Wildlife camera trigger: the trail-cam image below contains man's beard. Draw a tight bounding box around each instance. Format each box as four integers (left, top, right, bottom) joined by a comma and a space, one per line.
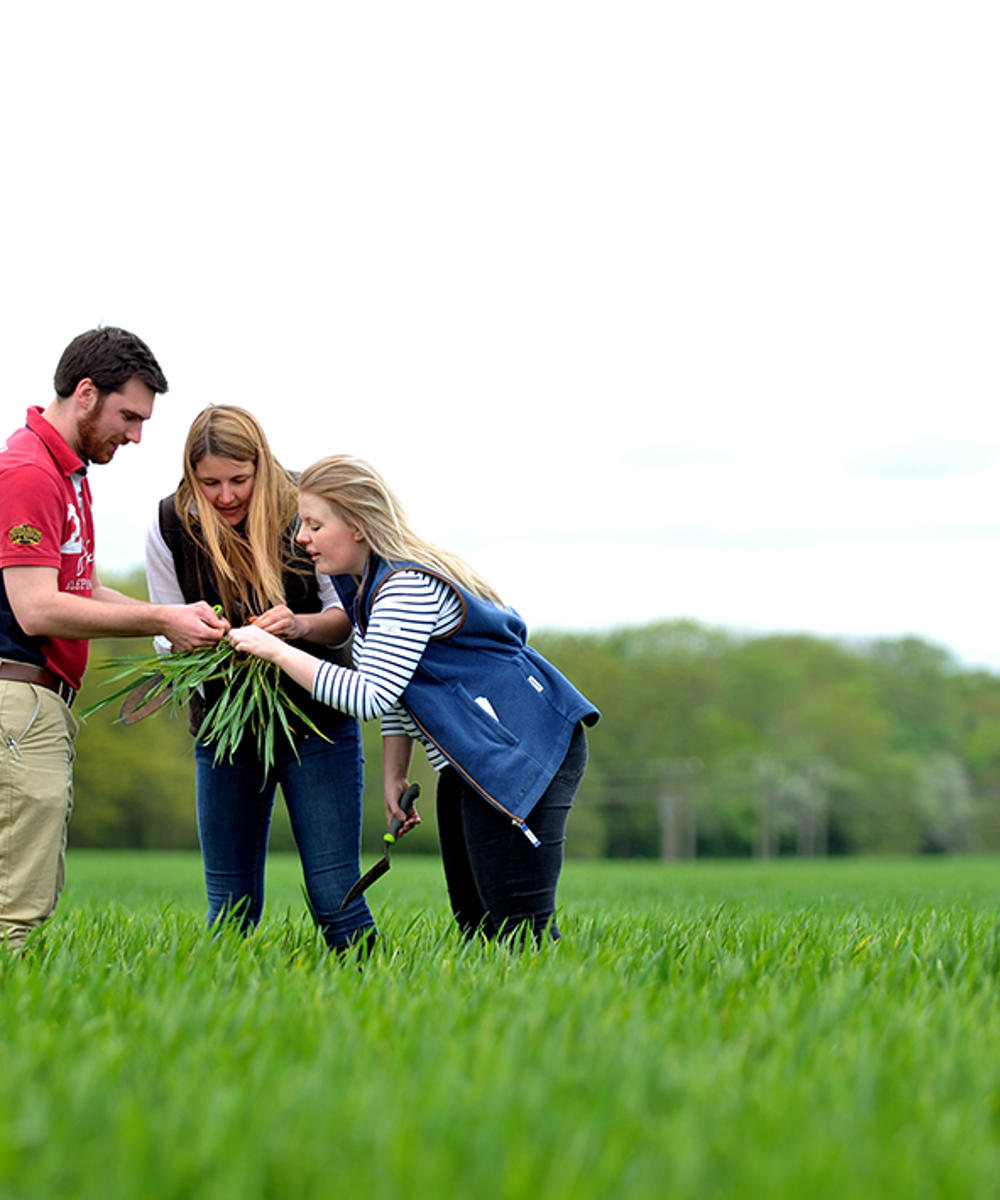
77, 397, 119, 464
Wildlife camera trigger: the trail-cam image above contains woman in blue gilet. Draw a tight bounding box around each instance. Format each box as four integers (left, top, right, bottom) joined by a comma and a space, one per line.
228, 454, 600, 944
145, 409, 374, 954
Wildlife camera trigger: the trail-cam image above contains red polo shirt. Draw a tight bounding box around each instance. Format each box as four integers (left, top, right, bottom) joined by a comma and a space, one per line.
0, 407, 95, 690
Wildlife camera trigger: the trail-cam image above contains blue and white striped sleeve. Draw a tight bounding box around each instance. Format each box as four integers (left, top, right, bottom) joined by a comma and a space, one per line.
312, 571, 454, 720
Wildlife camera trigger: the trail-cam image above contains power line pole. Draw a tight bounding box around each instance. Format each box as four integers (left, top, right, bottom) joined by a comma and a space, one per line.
656, 759, 702, 860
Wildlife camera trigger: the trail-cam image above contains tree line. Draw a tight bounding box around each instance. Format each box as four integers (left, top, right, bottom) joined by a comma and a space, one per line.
69, 571, 1000, 857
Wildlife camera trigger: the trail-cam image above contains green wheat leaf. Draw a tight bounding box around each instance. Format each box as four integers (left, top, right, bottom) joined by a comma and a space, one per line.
81, 638, 331, 774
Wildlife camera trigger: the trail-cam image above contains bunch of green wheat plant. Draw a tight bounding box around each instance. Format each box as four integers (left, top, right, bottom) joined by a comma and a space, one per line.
81, 636, 329, 774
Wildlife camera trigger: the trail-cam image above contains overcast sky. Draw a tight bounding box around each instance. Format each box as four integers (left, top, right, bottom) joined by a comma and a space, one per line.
2, 2, 997, 669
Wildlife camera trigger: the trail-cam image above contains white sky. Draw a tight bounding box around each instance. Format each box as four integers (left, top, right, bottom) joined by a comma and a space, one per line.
1, 2, 998, 669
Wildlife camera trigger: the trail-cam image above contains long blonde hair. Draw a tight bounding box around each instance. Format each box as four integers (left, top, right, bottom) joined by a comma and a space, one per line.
175, 406, 302, 619
297, 455, 505, 607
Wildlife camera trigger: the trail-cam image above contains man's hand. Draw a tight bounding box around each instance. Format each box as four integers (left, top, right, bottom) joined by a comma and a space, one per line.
160, 602, 228, 652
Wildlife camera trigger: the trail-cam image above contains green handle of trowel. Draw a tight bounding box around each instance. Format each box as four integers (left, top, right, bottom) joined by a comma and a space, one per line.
384, 782, 420, 844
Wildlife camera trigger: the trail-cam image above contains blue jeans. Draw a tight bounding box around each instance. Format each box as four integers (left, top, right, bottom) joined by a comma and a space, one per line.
194, 721, 373, 951
436, 723, 589, 944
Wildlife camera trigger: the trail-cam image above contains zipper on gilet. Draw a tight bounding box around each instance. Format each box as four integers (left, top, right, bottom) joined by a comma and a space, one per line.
404, 707, 540, 847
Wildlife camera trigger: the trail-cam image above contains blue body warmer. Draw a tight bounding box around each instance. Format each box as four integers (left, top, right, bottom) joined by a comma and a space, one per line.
331, 556, 600, 823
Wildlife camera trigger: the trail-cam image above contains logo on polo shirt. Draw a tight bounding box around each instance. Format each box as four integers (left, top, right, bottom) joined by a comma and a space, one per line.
61, 503, 84, 555
8, 524, 43, 547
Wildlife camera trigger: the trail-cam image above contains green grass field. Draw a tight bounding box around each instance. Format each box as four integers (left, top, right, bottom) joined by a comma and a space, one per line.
2, 852, 999, 1200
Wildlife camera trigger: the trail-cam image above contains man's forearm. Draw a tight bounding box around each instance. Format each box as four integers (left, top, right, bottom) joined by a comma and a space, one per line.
4, 566, 226, 650
17, 590, 190, 639
92, 584, 144, 606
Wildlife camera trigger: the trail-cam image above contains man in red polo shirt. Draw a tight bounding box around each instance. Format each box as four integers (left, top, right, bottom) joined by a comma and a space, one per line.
0, 327, 227, 952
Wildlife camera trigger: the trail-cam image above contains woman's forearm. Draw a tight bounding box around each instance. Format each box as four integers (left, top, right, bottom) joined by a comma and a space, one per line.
383, 734, 417, 826
259, 636, 323, 693
294, 606, 352, 646
383, 734, 414, 790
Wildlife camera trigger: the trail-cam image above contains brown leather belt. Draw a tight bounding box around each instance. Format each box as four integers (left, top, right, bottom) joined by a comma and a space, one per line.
0, 661, 76, 707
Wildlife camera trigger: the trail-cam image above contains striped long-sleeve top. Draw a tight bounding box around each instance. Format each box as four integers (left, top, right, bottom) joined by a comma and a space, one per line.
313, 569, 464, 769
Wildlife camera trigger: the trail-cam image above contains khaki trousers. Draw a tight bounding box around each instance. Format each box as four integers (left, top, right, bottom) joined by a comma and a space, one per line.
0, 679, 77, 952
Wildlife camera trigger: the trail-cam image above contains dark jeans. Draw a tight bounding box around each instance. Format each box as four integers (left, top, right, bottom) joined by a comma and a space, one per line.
194, 722, 374, 952
436, 723, 588, 944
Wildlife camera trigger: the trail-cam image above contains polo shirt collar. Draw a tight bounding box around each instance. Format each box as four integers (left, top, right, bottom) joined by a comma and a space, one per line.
25, 406, 86, 477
